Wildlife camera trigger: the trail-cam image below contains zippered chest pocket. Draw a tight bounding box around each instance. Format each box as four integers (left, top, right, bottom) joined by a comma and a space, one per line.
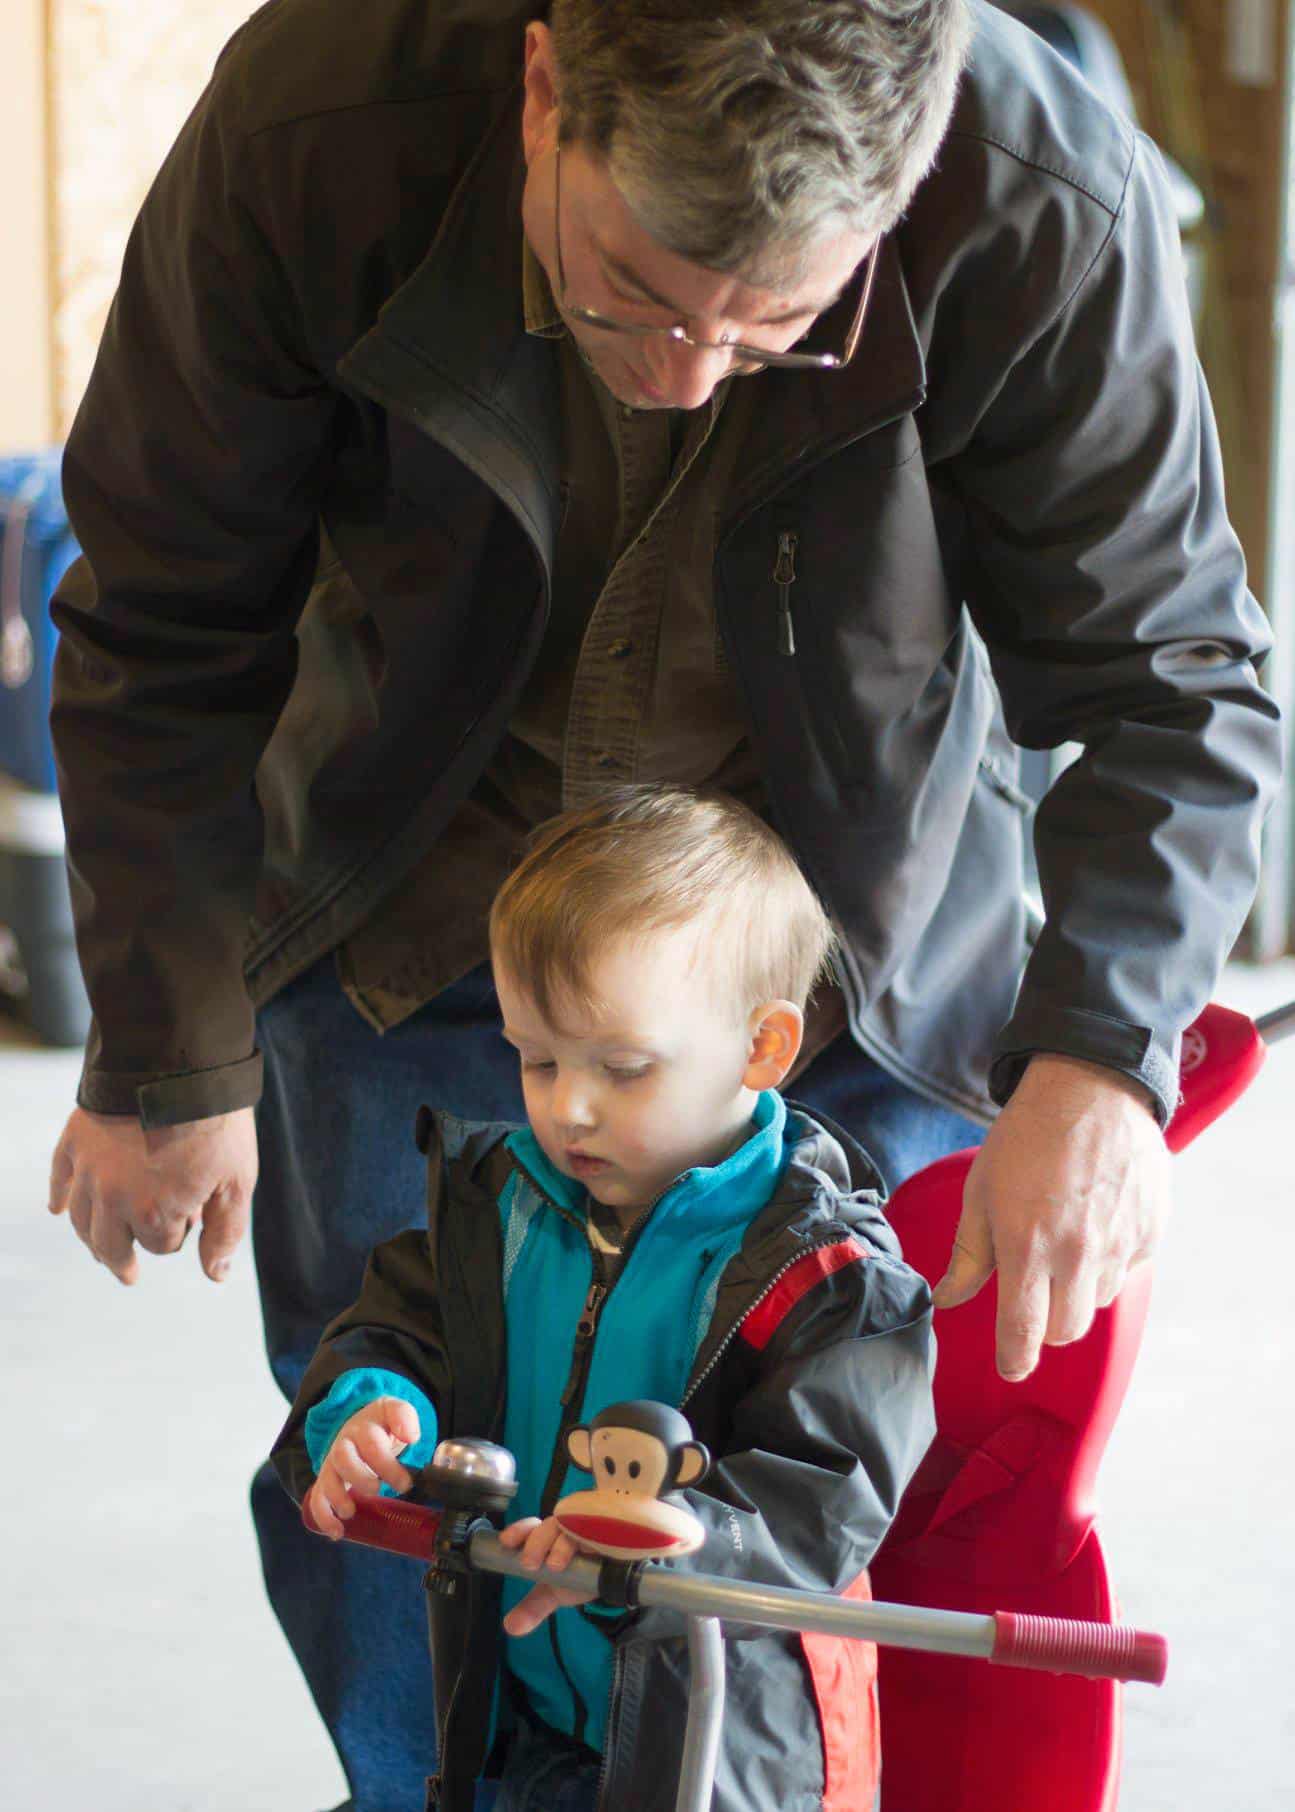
758, 442, 965, 796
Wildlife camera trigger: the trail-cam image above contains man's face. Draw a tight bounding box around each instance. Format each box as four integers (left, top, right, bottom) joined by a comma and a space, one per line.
519, 23, 873, 413
494, 927, 768, 1226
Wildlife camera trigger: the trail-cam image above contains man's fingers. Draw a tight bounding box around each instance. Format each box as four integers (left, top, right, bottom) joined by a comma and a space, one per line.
1094, 1258, 1130, 1310
1043, 1276, 1098, 1349
48, 1138, 73, 1214
931, 1205, 995, 1310
197, 1184, 250, 1283
132, 1196, 194, 1257
90, 1195, 140, 1287
994, 1264, 1049, 1381
64, 1175, 94, 1252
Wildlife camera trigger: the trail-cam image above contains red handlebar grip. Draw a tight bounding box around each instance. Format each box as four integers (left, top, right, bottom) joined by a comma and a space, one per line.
991, 1611, 1168, 1685
301, 1493, 443, 1561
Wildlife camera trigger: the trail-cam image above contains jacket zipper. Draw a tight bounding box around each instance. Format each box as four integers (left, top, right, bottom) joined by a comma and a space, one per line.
593, 1644, 626, 1812
585, 1232, 860, 1797
538, 1191, 656, 1510
560, 1275, 608, 1407
532, 1200, 656, 1745
679, 1235, 851, 1412
773, 529, 798, 656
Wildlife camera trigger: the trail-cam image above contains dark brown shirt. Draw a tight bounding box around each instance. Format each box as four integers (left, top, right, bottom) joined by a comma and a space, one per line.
338, 238, 844, 1077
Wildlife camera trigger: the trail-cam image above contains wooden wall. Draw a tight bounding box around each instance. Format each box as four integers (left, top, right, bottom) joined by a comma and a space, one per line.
1075, 0, 1290, 609
47, 0, 255, 438
1, 0, 56, 451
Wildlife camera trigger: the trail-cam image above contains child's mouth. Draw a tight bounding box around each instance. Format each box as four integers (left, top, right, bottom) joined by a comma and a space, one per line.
566, 1150, 610, 1177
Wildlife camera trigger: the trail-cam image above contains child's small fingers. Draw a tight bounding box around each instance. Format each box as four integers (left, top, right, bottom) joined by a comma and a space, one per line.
308, 1485, 345, 1540
353, 1425, 413, 1493
320, 1471, 358, 1521
498, 1517, 542, 1551
503, 1580, 592, 1636
520, 1521, 558, 1570
503, 1584, 560, 1637
547, 1529, 579, 1572
377, 1396, 422, 1448
332, 1436, 380, 1492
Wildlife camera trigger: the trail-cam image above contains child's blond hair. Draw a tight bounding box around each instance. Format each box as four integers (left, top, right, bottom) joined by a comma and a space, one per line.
489, 786, 835, 1025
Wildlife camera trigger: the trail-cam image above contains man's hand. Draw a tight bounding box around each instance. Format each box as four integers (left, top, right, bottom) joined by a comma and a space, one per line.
499, 1515, 596, 1635
932, 1054, 1170, 1380
306, 1398, 421, 1540
48, 1105, 258, 1287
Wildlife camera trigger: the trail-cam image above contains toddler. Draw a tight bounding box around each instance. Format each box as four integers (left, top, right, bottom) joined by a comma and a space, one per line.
272, 785, 934, 1812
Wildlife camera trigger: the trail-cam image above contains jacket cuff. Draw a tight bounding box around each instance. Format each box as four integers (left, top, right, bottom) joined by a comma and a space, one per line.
77, 1049, 264, 1127
990, 1004, 1176, 1127
304, 1369, 439, 1479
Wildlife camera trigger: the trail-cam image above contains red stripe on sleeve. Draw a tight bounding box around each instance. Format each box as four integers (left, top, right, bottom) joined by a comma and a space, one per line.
739, 1239, 867, 1352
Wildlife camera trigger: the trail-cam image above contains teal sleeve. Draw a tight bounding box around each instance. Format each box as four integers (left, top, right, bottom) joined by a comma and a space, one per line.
303, 1367, 440, 1493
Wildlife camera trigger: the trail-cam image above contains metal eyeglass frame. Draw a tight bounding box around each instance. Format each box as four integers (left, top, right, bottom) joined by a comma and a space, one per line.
551, 140, 882, 374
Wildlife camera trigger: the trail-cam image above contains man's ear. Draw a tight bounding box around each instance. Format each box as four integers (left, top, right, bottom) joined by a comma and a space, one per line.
521, 22, 560, 165
743, 1002, 804, 1090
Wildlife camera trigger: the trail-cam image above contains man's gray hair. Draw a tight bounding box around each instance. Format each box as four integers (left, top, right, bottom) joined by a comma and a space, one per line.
549, 0, 971, 280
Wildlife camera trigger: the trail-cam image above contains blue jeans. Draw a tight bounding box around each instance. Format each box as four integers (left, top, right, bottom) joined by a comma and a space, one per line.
250, 954, 985, 1812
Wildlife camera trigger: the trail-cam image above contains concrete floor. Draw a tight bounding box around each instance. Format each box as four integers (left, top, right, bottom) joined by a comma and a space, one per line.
2, 962, 1293, 1811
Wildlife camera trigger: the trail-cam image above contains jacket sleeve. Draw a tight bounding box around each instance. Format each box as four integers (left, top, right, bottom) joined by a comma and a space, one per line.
951, 132, 1282, 1121
270, 1228, 454, 1505
624, 1245, 935, 1644
49, 41, 336, 1125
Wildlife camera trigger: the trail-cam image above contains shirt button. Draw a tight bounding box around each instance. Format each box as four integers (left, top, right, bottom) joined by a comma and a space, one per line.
595, 752, 619, 770
608, 639, 634, 659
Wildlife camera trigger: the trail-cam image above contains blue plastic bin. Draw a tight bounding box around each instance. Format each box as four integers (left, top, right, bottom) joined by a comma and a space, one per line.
0, 451, 80, 793
0, 451, 90, 1045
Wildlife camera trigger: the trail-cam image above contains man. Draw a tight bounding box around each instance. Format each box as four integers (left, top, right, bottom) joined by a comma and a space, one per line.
47, 2, 1281, 1806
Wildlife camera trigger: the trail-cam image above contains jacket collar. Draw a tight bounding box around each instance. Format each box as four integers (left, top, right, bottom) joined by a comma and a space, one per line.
337, 88, 927, 558
336, 88, 564, 569
505, 1088, 791, 1236
721, 234, 927, 528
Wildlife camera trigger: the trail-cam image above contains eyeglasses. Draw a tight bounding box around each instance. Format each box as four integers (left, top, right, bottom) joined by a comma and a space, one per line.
552, 141, 881, 374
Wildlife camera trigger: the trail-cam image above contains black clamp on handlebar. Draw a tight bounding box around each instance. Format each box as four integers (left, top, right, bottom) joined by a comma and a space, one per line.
598, 1559, 647, 1609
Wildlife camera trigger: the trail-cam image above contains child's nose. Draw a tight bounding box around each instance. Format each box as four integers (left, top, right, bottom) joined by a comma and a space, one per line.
552, 1073, 596, 1132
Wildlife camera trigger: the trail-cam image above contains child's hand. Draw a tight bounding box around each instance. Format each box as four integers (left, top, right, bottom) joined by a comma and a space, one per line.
499, 1516, 595, 1636
306, 1397, 421, 1540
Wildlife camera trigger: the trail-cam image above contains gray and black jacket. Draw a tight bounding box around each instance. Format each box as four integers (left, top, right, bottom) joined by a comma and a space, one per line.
272, 1103, 935, 1812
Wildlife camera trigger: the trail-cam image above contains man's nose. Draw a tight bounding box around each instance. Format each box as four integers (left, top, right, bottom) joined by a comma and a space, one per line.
642, 333, 735, 411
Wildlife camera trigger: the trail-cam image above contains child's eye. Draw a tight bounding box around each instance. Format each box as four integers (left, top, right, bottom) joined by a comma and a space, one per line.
605, 1064, 650, 1082
521, 1059, 556, 1074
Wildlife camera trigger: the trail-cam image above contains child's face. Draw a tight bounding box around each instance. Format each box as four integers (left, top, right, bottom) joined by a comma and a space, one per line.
495, 928, 779, 1224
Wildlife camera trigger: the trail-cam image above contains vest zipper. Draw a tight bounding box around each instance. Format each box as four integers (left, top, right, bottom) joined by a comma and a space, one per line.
773, 529, 798, 655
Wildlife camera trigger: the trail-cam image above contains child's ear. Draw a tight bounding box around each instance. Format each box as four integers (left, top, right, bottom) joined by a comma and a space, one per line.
743, 1001, 804, 1090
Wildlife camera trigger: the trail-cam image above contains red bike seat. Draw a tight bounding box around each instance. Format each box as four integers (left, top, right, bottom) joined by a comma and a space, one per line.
871, 1148, 1152, 1812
